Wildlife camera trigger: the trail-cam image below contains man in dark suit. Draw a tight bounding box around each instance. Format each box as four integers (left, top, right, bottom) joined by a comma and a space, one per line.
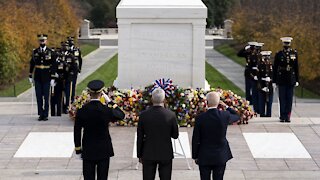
74, 80, 125, 180
137, 88, 179, 180
192, 92, 240, 180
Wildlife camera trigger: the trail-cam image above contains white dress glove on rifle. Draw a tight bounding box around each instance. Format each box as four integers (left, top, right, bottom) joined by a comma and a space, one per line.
28, 78, 33, 85
254, 76, 258, 81
50, 79, 56, 87
295, 82, 299, 87
272, 83, 277, 89
265, 77, 271, 82
102, 92, 111, 103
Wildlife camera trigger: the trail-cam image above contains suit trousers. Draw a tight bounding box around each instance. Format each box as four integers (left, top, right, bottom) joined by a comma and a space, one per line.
199, 164, 226, 180
143, 159, 172, 180
83, 158, 110, 180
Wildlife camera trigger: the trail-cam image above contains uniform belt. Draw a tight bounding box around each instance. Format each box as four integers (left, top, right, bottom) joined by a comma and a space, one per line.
35, 65, 50, 69
252, 67, 258, 70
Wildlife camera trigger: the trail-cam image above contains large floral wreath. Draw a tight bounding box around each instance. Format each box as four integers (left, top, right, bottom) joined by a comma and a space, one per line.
70, 79, 254, 127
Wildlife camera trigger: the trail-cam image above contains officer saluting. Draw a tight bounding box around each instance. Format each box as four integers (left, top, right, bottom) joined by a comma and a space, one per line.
29, 34, 56, 121
258, 51, 273, 117
66, 36, 82, 105
74, 80, 125, 180
273, 37, 299, 122
237, 42, 258, 103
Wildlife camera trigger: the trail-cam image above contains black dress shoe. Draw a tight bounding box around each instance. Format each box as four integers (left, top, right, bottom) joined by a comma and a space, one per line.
43, 117, 48, 121
38, 116, 43, 121
280, 118, 285, 123
285, 119, 291, 123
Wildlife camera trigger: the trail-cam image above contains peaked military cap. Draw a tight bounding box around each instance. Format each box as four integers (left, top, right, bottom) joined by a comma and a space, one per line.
280, 37, 293, 43
256, 42, 264, 47
248, 41, 258, 46
87, 80, 105, 93
261, 51, 272, 56
67, 36, 75, 41
37, 34, 48, 40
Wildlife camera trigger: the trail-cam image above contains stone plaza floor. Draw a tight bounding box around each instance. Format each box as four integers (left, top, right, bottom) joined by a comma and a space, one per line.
1, 102, 320, 180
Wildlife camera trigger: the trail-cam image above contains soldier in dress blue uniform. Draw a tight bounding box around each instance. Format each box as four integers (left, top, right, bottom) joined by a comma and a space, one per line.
65, 36, 82, 109
74, 80, 125, 180
29, 34, 56, 121
273, 37, 299, 122
63, 40, 78, 114
50, 46, 66, 116
258, 51, 273, 117
237, 42, 258, 104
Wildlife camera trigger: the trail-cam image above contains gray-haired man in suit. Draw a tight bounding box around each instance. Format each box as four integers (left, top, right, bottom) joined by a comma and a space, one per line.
192, 92, 240, 180
137, 88, 179, 180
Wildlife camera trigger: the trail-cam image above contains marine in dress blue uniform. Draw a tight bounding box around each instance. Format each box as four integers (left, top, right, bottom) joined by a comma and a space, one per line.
273, 37, 299, 122
29, 34, 56, 121
237, 42, 258, 104
258, 51, 273, 117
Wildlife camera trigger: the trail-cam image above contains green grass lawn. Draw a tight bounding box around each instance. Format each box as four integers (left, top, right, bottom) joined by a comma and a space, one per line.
0, 43, 99, 97
80, 43, 98, 57
215, 44, 246, 67
205, 62, 245, 97
76, 54, 118, 95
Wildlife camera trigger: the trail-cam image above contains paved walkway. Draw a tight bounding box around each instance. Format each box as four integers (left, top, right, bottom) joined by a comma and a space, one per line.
0, 48, 117, 103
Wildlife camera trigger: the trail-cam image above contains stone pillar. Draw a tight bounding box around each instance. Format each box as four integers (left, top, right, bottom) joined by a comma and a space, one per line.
115, 0, 207, 89
80, 19, 90, 38
223, 19, 234, 38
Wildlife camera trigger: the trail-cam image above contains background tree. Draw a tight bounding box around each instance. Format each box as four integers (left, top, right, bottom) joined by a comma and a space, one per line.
230, 0, 320, 95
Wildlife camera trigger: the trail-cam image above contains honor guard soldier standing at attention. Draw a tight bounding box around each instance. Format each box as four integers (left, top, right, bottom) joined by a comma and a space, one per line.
63, 39, 79, 114
29, 34, 56, 121
74, 80, 125, 180
273, 37, 299, 123
237, 42, 258, 103
66, 36, 82, 105
50, 46, 65, 116
258, 51, 274, 117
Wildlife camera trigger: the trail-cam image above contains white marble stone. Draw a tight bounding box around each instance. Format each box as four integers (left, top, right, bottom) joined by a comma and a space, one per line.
243, 133, 311, 158
133, 132, 191, 158
115, 0, 207, 89
14, 132, 74, 158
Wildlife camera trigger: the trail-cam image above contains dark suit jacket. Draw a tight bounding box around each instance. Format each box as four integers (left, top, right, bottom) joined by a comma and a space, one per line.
192, 108, 240, 166
137, 106, 179, 160
74, 100, 124, 160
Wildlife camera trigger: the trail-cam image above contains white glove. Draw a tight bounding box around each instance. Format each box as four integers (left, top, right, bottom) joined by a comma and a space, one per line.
272, 83, 277, 89
78, 73, 81, 76
50, 79, 56, 87
265, 77, 271, 82
74, 153, 82, 160
28, 78, 33, 84
295, 82, 299, 87
254, 76, 258, 81
262, 87, 269, 92
245, 45, 250, 50
102, 91, 111, 103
